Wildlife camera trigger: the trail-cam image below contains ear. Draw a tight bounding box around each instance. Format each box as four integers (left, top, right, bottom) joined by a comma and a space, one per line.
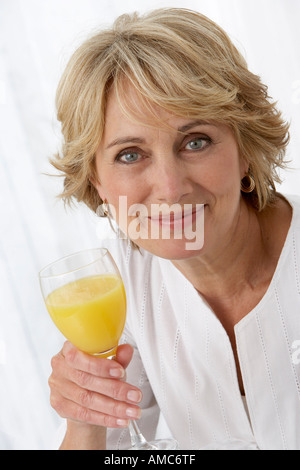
239, 155, 249, 178
89, 175, 107, 203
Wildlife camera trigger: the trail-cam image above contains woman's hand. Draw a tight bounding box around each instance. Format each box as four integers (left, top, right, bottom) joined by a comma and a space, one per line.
49, 341, 142, 448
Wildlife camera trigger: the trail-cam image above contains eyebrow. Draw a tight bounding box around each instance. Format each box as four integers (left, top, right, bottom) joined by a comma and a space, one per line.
106, 137, 145, 149
178, 120, 210, 133
105, 120, 211, 149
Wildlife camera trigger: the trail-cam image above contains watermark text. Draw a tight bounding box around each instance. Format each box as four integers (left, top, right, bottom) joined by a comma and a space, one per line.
97, 197, 204, 251
292, 340, 300, 365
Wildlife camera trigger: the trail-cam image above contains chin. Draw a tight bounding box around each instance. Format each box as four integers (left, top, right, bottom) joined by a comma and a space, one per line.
136, 237, 205, 260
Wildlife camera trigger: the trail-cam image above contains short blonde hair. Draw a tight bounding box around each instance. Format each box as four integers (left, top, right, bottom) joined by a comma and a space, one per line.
51, 7, 290, 212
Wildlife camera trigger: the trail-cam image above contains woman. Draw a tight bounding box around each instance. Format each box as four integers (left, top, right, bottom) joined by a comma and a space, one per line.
48, 8, 300, 450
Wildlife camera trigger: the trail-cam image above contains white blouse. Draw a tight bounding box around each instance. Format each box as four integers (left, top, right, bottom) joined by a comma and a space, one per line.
104, 194, 300, 450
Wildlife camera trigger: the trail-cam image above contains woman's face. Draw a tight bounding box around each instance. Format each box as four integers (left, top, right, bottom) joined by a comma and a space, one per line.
94, 84, 248, 260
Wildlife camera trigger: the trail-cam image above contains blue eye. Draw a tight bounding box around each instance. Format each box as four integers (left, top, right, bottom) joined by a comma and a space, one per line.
118, 151, 140, 164
185, 138, 207, 150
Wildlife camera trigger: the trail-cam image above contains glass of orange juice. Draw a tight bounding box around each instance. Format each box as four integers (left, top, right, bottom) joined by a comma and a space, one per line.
39, 248, 178, 450
39, 248, 126, 358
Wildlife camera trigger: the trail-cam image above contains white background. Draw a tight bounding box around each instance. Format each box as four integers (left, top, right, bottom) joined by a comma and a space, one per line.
0, 0, 299, 449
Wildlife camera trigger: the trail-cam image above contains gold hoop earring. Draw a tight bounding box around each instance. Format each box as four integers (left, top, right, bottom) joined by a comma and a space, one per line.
241, 174, 255, 193
96, 199, 109, 217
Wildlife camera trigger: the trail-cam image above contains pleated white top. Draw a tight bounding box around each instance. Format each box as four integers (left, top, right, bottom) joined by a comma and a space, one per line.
106, 194, 300, 450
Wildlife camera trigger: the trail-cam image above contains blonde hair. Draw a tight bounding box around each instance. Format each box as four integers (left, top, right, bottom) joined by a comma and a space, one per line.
51, 7, 290, 212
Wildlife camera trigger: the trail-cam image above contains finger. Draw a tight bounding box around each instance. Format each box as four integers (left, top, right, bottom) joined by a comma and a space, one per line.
52, 377, 141, 420
69, 369, 143, 404
51, 351, 142, 404
51, 345, 142, 405
50, 390, 130, 428
115, 344, 134, 369
62, 341, 125, 379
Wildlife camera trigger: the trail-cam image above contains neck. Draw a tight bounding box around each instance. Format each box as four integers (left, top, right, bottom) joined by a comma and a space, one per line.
172, 201, 268, 301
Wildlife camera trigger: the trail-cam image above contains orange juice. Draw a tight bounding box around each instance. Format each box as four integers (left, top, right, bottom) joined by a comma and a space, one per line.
45, 274, 126, 355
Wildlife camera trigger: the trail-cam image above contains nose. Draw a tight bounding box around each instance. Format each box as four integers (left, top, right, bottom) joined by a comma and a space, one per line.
152, 157, 193, 204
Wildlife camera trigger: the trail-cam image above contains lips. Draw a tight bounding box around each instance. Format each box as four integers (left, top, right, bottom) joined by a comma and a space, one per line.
148, 206, 203, 230
150, 208, 194, 221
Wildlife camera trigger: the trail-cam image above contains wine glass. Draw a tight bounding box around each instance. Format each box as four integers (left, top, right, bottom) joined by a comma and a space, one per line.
39, 248, 178, 450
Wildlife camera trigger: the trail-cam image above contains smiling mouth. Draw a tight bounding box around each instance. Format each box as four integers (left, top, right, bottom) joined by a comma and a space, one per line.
122, 201, 205, 248
148, 206, 204, 229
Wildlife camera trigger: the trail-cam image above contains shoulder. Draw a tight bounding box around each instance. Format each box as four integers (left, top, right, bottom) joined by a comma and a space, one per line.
262, 193, 300, 243
276, 194, 300, 278
285, 194, 300, 229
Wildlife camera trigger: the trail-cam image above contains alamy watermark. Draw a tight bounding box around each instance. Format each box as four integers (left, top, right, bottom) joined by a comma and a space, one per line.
291, 340, 300, 365
96, 196, 204, 250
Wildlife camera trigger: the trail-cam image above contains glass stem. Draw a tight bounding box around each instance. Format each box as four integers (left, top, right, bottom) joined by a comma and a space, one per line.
128, 420, 148, 448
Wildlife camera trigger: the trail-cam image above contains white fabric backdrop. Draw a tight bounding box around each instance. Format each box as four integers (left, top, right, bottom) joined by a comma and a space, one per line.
0, 0, 299, 449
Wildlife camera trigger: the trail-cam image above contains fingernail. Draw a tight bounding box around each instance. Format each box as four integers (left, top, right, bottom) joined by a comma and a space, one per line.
116, 419, 129, 427
109, 368, 124, 378
127, 390, 142, 403
63, 341, 73, 354
126, 407, 141, 419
